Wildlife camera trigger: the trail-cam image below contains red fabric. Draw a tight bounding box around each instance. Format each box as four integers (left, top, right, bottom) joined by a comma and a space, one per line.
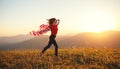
49, 25, 58, 35
30, 24, 50, 36
30, 24, 58, 36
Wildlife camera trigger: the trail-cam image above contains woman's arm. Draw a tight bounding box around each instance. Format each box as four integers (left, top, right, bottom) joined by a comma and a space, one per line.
56, 19, 60, 25
53, 19, 60, 25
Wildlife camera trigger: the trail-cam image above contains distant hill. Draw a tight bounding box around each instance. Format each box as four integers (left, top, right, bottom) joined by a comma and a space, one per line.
0, 34, 33, 45
0, 31, 120, 50
0, 34, 34, 49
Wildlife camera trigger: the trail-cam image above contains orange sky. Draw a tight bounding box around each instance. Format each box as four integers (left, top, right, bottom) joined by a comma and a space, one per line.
0, 0, 120, 36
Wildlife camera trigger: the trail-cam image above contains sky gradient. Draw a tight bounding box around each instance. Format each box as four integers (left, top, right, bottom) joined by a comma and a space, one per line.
0, 0, 120, 36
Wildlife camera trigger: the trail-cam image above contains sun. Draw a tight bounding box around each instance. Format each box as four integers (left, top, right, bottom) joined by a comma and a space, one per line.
77, 12, 116, 33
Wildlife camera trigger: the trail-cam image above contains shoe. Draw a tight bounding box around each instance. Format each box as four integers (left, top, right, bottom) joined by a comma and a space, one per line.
55, 56, 60, 61
39, 52, 43, 58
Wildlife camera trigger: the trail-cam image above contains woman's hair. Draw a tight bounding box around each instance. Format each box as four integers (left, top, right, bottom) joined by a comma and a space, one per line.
48, 18, 56, 25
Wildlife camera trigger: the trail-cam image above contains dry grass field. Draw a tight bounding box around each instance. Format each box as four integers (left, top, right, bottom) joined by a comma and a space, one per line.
0, 48, 120, 69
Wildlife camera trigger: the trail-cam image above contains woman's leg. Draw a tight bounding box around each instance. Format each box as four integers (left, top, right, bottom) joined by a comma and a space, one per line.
52, 38, 58, 56
41, 36, 52, 53
40, 35, 58, 57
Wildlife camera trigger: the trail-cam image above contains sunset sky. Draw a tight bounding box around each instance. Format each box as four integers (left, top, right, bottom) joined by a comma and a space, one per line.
0, 0, 120, 36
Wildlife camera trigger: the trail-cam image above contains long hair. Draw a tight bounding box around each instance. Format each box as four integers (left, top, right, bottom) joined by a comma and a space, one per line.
48, 18, 56, 25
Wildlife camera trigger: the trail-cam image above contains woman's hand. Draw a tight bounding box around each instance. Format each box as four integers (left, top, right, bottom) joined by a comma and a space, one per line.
57, 19, 60, 25
57, 19, 60, 21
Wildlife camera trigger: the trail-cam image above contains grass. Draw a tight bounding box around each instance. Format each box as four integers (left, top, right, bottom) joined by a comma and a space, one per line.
0, 48, 120, 69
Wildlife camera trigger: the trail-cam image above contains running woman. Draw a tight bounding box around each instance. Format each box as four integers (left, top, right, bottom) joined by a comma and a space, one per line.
39, 18, 60, 59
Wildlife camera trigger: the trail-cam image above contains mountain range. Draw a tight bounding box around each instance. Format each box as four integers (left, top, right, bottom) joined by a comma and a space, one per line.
0, 31, 120, 50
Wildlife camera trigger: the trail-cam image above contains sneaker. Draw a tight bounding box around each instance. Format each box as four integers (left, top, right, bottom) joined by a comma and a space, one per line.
55, 56, 60, 61
39, 52, 43, 58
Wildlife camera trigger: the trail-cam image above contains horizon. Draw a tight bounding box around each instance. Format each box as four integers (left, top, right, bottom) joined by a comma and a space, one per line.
0, 30, 120, 50
0, 0, 120, 36
0, 30, 120, 37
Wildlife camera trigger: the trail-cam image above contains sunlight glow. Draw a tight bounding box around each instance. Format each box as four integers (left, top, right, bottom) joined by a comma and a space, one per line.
77, 12, 116, 32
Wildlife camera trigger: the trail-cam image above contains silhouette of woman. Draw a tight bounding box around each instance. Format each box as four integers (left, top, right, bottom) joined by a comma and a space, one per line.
39, 18, 60, 59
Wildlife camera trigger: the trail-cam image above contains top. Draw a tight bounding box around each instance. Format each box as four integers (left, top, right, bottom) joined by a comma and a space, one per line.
49, 25, 58, 35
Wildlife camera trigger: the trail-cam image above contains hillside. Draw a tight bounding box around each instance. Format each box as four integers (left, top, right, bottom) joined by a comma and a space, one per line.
0, 34, 33, 45
0, 31, 120, 50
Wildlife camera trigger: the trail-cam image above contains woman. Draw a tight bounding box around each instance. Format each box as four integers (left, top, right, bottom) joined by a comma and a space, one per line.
39, 18, 60, 59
